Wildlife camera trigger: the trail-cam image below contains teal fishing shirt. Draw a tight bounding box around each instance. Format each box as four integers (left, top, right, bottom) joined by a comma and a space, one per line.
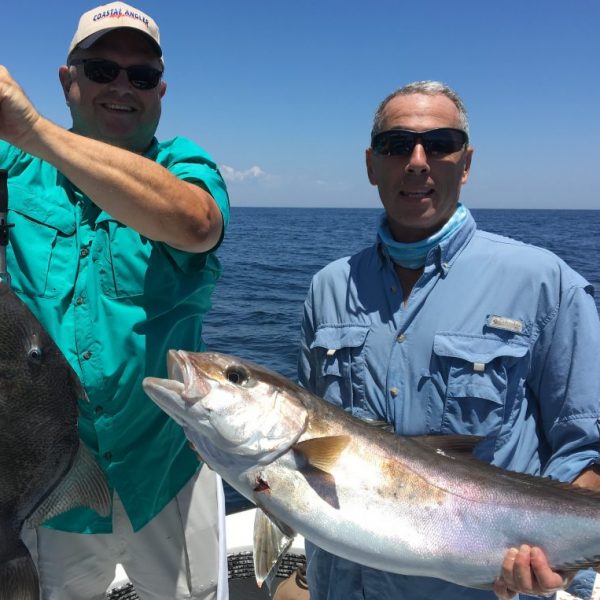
299, 210, 600, 600
0, 136, 230, 533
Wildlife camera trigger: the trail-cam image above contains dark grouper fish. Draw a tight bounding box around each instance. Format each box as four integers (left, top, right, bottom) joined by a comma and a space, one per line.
144, 351, 600, 590
0, 282, 110, 599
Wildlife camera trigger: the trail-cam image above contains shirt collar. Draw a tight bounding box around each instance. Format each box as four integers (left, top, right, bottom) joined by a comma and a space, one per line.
375, 209, 477, 275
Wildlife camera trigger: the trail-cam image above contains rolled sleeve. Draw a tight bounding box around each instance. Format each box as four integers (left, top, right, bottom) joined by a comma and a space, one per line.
148, 136, 230, 271
0, 140, 20, 170
567, 569, 599, 600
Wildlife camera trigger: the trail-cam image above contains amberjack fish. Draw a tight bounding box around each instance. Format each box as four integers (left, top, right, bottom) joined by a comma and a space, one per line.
143, 350, 600, 590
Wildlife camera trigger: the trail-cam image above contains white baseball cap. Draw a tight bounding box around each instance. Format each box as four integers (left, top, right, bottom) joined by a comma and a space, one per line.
67, 2, 162, 59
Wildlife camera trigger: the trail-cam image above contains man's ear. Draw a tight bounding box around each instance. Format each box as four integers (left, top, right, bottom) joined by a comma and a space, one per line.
58, 66, 72, 101
366, 148, 377, 185
461, 146, 474, 185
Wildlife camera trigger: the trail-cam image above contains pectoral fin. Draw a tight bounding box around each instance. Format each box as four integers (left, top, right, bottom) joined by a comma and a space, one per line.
253, 508, 295, 592
293, 435, 350, 473
25, 443, 111, 528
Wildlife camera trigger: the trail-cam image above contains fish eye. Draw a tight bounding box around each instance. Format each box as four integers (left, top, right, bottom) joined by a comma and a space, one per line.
28, 346, 43, 364
226, 366, 248, 385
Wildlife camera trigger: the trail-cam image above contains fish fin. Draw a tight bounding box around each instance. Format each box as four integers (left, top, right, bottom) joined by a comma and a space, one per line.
253, 508, 295, 592
360, 419, 395, 433
415, 436, 600, 503
0, 539, 39, 600
555, 557, 600, 572
25, 443, 110, 527
412, 434, 485, 456
293, 435, 351, 473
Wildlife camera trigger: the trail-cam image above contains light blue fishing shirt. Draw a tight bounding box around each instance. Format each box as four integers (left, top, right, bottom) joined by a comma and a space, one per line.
298, 209, 600, 600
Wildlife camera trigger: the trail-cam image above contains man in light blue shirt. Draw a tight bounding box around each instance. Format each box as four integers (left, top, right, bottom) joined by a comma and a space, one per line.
298, 81, 600, 600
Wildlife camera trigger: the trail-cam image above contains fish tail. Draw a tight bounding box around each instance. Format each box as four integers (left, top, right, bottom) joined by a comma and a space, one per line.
0, 539, 39, 599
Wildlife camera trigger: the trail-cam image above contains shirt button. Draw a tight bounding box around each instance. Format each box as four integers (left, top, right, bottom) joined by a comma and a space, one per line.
390, 387, 399, 397
80, 247, 90, 258
82, 351, 92, 360
104, 452, 112, 461
396, 334, 406, 343
95, 405, 103, 415
442, 261, 449, 269
75, 296, 84, 306
390, 286, 397, 294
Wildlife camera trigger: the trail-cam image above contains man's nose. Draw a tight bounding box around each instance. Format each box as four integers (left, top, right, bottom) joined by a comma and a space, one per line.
406, 143, 430, 174
109, 68, 133, 90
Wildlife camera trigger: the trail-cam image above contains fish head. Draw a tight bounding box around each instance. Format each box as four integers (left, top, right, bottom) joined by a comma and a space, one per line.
0, 282, 84, 419
143, 351, 309, 466
0, 282, 83, 513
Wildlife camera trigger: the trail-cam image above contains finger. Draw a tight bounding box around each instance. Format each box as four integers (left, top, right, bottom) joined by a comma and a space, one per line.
500, 547, 520, 589
530, 547, 569, 592
512, 544, 535, 592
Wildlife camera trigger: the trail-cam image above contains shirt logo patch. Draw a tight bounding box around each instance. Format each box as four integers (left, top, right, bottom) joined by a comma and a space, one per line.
487, 315, 524, 334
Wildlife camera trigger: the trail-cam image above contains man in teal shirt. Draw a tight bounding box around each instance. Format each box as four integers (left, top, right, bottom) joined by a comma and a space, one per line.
0, 2, 229, 598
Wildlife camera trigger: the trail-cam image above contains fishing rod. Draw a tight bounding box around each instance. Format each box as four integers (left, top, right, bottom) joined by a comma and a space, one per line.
0, 169, 14, 286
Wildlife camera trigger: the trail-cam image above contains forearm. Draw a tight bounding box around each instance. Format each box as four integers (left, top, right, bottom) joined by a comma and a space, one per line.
21, 118, 223, 252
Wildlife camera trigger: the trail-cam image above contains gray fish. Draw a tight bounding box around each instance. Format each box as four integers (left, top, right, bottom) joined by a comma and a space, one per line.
0, 282, 110, 599
144, 350, 600, 590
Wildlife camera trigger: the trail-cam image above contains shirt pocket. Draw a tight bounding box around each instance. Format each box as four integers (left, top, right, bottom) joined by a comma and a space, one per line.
310, 324, 370, 415
95, 217, 153, 299
429, 333, 529, 436
7, 187, 76, 298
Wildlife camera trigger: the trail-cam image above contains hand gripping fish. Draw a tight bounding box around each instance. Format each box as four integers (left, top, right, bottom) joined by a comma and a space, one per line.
143, 351, 600, 591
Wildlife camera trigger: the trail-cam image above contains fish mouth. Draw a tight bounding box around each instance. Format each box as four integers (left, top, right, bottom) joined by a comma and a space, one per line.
142, 350, 211, 423
166, 350, 211, 404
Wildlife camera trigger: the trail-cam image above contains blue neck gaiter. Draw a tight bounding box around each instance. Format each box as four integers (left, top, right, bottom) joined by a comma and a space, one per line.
377, 203, 469, 269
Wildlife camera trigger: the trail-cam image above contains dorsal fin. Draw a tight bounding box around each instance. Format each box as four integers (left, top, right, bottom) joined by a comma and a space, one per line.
556, 555, 600, 573
413, 435, 600, 502
361, 419, 395, 433
293, 436, 351, 473
411, 434, 484, 456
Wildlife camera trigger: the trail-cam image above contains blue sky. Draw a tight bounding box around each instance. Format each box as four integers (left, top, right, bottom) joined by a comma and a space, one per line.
2, 0, 599, 209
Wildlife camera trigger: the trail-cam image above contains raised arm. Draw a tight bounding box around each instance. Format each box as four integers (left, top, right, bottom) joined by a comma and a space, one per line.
0, 65, 222, 253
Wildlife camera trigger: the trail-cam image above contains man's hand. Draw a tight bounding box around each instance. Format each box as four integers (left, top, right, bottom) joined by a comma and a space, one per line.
0, 66, 41, 148
494, 465, 600, 599
493, 545, 571, 599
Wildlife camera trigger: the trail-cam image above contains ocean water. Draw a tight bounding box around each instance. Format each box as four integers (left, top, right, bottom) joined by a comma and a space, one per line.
203, 207, 600, 379
203, 207, 600, 512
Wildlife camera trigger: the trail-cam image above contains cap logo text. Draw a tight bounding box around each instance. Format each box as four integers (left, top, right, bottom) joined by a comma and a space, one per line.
92, 8, 150, 29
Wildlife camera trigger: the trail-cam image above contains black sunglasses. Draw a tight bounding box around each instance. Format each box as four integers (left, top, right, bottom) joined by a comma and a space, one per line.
371, 128, 468, 157
70, 58, 163, 90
